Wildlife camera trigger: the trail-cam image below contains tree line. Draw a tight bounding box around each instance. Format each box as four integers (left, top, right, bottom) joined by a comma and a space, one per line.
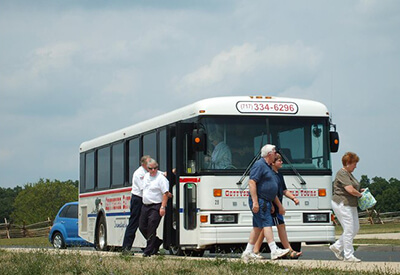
360, 176, 400, 213
0, 179, 78, 224
0, 176, 399, 224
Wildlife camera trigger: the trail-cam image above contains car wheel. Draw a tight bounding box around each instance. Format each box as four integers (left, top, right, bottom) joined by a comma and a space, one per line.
95, 215, 109, 251
52, 232, 66, 249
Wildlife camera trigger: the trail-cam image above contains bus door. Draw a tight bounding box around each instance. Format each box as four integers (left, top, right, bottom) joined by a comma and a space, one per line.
174, 122, 201, 252
163, 125, 176, 249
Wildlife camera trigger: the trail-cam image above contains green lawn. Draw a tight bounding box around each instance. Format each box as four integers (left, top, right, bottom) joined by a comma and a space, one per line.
335, 222, 400, 235
0, 236, 51, 247
354, 239, 400, 245
0, 249, 395, 275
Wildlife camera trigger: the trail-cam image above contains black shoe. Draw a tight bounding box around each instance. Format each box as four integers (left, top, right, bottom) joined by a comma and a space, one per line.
151, 238, 163, 255
142, 253, 151, 257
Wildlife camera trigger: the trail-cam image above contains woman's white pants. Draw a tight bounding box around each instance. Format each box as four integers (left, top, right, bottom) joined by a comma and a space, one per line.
331, 200, 359, 259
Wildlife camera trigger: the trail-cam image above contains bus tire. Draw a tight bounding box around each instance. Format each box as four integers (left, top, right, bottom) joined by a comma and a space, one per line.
187, 249, 205, 257
95, 215, 109, 251
169, 246, 204, 257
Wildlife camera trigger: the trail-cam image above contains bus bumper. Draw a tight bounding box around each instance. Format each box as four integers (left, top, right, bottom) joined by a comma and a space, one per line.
197, 225, 335, 248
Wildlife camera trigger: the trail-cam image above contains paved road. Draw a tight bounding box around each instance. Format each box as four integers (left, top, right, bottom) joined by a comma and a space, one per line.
298, 244, 400, 262
201, 244, 400, 262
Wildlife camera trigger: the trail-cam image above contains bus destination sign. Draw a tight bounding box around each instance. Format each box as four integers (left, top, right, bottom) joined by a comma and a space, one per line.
236, 101, 298, 114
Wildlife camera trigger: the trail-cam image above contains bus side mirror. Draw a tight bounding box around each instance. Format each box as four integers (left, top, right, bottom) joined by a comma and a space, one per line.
192, 129, 206, 152
330, 132, 339, 153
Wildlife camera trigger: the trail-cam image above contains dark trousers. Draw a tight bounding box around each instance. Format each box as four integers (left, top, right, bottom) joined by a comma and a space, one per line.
139, 203, 162, 255
122, 195, 143, 250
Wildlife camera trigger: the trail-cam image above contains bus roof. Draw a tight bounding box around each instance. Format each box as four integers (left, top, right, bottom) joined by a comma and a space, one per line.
80, 96, 329, 152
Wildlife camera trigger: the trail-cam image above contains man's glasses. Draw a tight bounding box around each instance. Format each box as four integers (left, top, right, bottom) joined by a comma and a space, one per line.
148, 167, 158, 170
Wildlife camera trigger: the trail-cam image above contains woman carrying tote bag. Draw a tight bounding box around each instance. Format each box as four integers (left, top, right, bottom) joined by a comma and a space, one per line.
330, 152, 364, 262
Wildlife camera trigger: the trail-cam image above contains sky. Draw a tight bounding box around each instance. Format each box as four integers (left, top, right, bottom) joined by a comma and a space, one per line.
1, 0, 399, 188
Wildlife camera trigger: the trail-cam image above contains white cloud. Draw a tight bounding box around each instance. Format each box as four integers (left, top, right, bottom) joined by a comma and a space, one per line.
177, 41, 322, 94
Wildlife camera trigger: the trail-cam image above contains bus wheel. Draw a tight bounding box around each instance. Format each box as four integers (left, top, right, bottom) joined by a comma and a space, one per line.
169, 246, 184, 256
186, 250, 205, 257
95, 215, 109, 251
169, 246, 204, 257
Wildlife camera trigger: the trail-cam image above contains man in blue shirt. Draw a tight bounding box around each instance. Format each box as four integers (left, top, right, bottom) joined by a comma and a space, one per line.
241, 144, 290, 261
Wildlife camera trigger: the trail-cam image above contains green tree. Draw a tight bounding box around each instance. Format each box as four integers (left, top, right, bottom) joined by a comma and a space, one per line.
11, 179, 78, 224
359, 175, 370, 189
369, 176, 388, 197
0, 186, 22, 222
374, 177, 400, 212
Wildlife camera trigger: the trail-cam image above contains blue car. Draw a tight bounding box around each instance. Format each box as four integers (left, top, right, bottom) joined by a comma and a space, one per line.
49, 202, 92, 249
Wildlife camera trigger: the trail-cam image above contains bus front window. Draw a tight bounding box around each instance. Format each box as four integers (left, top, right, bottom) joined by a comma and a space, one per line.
198, 116, 331, 173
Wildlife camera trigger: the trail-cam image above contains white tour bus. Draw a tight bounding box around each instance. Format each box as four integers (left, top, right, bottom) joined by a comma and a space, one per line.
78, 95, 340, 255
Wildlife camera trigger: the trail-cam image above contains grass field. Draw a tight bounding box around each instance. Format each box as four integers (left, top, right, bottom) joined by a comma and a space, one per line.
335, 222, 400, 235
0, 236, 51, 247
0, 249, 398, 275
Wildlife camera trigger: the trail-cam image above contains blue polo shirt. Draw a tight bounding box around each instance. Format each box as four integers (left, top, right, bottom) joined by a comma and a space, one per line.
249, 158, 279, 201
272, 172, 288, 216
275, 172, 287, 202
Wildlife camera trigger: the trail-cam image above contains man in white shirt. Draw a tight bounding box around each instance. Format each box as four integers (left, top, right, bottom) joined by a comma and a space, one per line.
139, 158, 169, 257
122, 155, 150, 255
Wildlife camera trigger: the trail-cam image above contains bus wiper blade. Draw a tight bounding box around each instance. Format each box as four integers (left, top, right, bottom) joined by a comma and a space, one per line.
237, 132, 264, 190
277, 148, 306, 185
237, 151, 261, 190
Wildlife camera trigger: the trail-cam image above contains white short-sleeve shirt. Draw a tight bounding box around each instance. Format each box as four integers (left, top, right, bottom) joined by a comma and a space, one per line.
131, 166, 147, 197
142, 171, 169, 205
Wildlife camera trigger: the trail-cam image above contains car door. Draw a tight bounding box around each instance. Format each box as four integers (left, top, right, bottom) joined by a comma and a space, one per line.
63, 204, 79, 239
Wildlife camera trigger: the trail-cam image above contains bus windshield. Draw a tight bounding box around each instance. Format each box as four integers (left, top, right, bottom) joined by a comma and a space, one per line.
198, 116, 331, 173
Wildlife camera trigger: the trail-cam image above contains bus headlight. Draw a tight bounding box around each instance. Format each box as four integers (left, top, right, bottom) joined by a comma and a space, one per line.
303, 213, 329, 223
210, 214, 238, 224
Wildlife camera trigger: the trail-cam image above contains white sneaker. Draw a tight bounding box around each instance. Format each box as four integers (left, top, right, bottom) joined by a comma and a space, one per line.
329, 245, 344, 260
241, 251, 259, 262
271, 248, 290, 260
253, 253, 264, 259
344, 255, 361, 262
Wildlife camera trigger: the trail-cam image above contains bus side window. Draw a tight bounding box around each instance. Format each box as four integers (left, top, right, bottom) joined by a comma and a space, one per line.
79, 153, 85, 193
159, 128, 167, 172
97, 146, 111, 190
128, 138, 140, 185
111, 142, 124, 188
85, 151, 95, 192
143, 131, 157, 161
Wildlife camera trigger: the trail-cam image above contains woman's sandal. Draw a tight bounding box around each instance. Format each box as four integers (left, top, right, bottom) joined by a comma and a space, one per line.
287, 249, 303, 259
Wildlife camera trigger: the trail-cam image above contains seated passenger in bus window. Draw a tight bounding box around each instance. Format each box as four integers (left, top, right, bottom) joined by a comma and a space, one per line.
205, 132, 232, 169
